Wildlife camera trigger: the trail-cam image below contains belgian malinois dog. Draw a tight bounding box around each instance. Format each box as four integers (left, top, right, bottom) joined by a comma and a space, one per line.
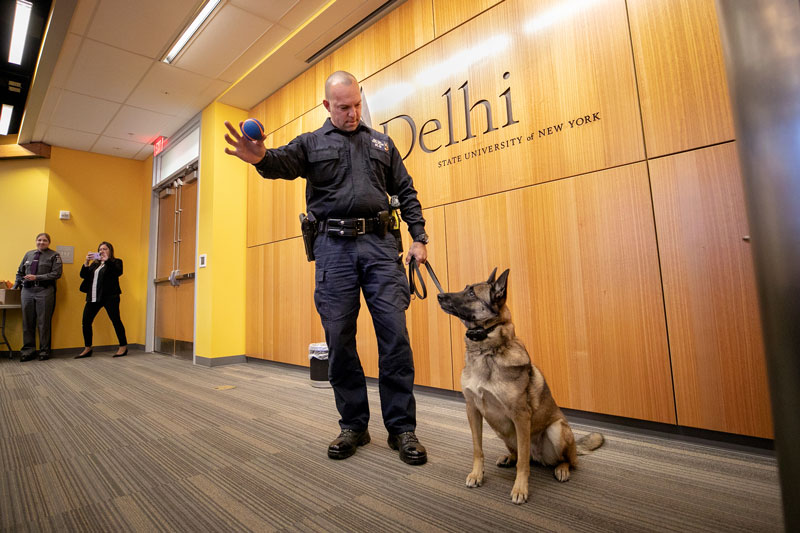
437, 268, 604, 504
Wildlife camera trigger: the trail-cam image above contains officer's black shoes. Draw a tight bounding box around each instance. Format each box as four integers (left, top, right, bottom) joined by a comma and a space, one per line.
75, 349, 92, 359
37, 353, 50, 361
388, 431, 427, 465
20, 353, 36, 362
328, 429, 370, 460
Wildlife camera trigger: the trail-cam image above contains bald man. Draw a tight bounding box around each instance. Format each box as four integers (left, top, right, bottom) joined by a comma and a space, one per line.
225, 71, 429, 466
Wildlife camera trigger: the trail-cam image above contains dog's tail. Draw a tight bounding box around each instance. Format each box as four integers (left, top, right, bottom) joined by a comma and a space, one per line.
576, 432, 604, 455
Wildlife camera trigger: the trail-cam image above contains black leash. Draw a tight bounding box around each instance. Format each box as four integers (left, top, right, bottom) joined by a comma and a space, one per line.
408, 257, 444, 299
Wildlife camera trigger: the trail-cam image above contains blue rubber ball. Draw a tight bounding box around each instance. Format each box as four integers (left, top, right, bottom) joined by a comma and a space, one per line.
242, 118, 265, 141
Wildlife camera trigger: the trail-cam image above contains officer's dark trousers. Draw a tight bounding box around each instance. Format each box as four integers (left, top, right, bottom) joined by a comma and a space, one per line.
313, 231, 415, 434
21, 286, 56, 356
82, 296, 127, 347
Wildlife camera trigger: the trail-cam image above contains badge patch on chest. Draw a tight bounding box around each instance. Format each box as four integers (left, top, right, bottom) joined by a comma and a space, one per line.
371, 138, 389, 151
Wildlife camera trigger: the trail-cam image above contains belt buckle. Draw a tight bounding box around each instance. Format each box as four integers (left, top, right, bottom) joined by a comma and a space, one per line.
355, 218, 366, 235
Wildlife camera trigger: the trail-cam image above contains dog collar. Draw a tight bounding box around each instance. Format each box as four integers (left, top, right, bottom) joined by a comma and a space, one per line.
466, 323, 500, 341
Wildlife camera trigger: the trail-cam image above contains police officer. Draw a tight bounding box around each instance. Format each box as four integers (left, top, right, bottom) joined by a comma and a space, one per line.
224, 71, 430, 465
14, 233, 63, 361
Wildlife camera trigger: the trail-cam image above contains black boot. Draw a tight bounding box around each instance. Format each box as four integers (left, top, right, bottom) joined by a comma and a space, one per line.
388, 431, 427, 465
327, 429, 370, 460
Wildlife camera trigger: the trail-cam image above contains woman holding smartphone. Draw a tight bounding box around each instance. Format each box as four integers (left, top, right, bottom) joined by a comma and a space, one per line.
76, 242, 128, 358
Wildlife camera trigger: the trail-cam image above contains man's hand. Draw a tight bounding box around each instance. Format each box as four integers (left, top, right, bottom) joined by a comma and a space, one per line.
405, 242, 427, 265
224, 121, 267, 164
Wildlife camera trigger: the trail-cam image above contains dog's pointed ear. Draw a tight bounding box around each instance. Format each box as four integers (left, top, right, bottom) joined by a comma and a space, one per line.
491, 268, 510, 307
487, 267, 498, 285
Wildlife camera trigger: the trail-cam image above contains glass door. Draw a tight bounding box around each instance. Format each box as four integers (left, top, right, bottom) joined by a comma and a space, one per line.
154, 165, 197, 357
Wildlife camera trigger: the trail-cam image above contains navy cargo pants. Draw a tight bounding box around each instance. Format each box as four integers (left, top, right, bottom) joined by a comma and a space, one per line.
313, 230, 416, 434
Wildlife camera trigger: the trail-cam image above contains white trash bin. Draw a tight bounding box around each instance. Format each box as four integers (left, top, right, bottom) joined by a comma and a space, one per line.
308, 342, 331, 388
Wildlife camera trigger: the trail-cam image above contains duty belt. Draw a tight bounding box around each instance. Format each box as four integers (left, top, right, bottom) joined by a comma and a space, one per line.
318, 214, 388, 237
22, 280, 52, 288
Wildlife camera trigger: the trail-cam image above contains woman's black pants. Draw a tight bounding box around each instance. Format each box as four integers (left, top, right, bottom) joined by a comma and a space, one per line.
82, 296, 127, 346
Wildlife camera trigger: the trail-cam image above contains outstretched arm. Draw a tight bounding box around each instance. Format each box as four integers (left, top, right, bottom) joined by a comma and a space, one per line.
224, 121, 266, 164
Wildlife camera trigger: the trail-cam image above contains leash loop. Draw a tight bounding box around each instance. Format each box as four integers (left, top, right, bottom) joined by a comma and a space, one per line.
408, 257, 444, 300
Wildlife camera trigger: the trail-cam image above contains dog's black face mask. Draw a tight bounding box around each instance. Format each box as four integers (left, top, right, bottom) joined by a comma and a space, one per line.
437, 268, 510, 335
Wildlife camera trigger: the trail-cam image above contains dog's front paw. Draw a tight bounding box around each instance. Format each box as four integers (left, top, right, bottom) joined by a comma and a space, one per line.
553, 462, 571, 482
510, 480, 528, 504
466, 470, 484, 487
496, 455, 517, 468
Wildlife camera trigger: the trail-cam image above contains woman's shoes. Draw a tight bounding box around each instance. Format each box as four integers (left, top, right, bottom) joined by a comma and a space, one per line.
75, 349, 92, 359
75, 348, 127, 358
113, 348, 128, 358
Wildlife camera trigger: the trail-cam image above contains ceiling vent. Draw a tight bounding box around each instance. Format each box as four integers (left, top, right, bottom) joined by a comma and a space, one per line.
305, 0, 403, 64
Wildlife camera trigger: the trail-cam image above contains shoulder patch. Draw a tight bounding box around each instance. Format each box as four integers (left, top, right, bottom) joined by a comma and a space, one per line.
371, 138, 389, 152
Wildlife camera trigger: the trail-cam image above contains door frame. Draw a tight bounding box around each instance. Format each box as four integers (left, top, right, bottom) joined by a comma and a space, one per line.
146, 117, 201, 358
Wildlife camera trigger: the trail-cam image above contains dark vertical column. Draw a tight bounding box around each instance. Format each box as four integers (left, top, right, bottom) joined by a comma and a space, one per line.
715, 1, 800, 529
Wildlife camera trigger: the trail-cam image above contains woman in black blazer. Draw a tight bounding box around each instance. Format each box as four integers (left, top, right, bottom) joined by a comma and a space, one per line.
76, 242, 128, 358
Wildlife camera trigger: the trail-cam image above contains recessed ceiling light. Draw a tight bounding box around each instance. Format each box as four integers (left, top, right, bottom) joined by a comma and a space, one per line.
162, 0, 221, 64
9, 0, 33, 65
0, 104, 14, 135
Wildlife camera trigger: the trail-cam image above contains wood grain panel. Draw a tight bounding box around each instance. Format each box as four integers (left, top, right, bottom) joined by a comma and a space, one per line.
352, 206, 453, 388
261, 68, 318, 135
628, 0, 735, 157
360, 0, 644, 208
175, 279, 194, 343
432, 0, 501, 36
445, 163, 675, 423
649, 142, 771, 438
403, 206, 454, 389
156, 193, 175, 279
178, 180, 197, 273
251, 0, 644, 244
155, 284, 175, 340
319, 0, 435, 93
245, 245, 266, 359
258, 0, 434, 136
246, 110, 319, 247
245, 237, 322, 366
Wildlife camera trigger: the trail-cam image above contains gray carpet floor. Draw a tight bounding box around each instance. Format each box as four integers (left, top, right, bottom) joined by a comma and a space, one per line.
0, 350, 783, 532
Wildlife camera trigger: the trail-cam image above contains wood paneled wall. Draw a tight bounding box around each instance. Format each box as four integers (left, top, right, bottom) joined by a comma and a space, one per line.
243, 0, 770, 438
444, 163, 675, 423
649, 143, 771, 437
628, 0, 735, 157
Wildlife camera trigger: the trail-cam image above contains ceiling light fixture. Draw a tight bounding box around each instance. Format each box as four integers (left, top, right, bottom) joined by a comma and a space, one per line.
9, 0, 33, 65
162, 0, 221, 64
0, 104, 14, 135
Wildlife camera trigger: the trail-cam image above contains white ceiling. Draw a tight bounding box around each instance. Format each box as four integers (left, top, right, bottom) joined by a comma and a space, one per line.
20, 0, 395, 160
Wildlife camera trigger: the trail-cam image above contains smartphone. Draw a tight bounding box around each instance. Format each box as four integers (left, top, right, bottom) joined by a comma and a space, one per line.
90, 252, 102, 260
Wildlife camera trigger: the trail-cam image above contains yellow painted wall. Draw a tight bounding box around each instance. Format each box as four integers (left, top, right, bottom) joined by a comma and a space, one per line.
44, 147, 150, 350
196, 102, 248, 359
0, 158, 50, 350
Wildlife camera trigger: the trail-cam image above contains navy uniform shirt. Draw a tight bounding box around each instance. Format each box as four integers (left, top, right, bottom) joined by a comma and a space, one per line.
254, 118, 426, 238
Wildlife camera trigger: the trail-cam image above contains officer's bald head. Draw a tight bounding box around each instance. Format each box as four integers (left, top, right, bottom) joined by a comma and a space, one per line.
323, 71, 362, 131
325, 71, 359, 99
